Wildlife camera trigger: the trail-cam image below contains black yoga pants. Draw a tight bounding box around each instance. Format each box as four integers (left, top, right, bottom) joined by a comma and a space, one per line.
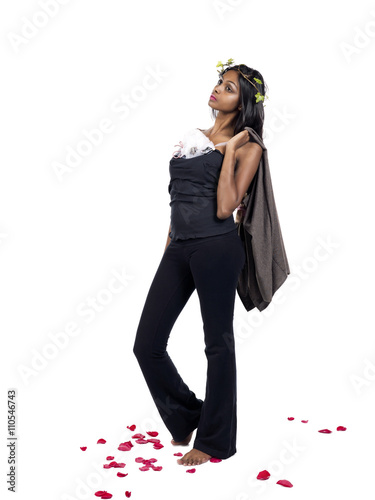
133, 227, 246, 459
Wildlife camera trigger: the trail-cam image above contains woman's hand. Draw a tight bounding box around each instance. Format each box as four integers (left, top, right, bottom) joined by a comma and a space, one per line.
225, 130, 250, 151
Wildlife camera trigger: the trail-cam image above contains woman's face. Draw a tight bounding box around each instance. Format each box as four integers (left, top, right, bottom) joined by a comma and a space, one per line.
208, 69, 241, 113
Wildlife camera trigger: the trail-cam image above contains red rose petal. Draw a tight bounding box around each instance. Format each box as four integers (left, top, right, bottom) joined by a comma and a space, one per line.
146, 431, 159, 437
101, 494, 113, 499
337, 426, 347, 431
186, 468, 196, 473
118, 441, 133, 451
135, 439, 149, 444
301, 420, 308, 423
114, 462, 126, 468
108, 461, 117, 467
131, 433, 145, 439
276, 479, 293, 488
95, 492, 106, 497
135, 457, 144, 463
174, 452, 183, 456
125, 492, 131, 498
151, 465, 163, 471
139, 466, 150, 471
117, 472, 128, 477
209, 457, 222, 463
103, 465, 111, 469
318, 429, 332, 433
257, 470, 271, 480
97, 438, 106, 444
153, 443, 164, 449
146, 438, 161, 444
80, 446, 87, 451
127, 425, 136, 431
106, 456, 114, 460
145, 458, 157, 463
287, 417, 294, 421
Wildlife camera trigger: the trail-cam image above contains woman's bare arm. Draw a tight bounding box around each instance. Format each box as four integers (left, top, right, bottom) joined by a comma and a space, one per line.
164, 223, 171, 253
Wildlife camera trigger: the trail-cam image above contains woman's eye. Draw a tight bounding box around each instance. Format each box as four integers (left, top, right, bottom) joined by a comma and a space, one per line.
217, 79, 232, 91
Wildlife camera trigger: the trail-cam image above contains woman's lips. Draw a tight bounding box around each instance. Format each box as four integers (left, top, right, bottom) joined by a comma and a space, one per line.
210, 94, 217, 101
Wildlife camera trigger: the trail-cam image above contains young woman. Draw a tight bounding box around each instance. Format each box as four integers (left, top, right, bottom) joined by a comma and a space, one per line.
133, 61, 266, 467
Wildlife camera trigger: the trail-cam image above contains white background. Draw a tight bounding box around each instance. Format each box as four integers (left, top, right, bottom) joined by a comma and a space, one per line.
1, 0, 374, 498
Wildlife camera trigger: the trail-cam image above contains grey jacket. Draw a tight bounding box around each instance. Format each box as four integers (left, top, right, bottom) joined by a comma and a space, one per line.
235, 126, 290, 311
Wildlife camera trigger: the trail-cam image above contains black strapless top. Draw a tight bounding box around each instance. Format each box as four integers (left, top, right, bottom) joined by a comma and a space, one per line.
168, 149, 237, 241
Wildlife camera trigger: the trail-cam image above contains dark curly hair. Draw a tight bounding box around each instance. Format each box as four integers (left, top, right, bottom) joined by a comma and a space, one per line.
210, 64, 268, 139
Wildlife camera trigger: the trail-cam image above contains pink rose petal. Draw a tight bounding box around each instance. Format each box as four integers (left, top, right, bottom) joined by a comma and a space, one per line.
276, 479, 293, 488
209, 457, 222, 463
153, 443, 164, 449
103, 465, 111, 469
301, 420, 308, 423
318, 429, 332, 433
127, 425, 136, 431
80, 446, 87, 451
146, 438, 161, 444
118, 441, 133, 451
146, 431, 159, 437
131, 433, 145, 439
186, 468, 196, 473
97, 438, 107, 444
287, 417, 294, 421
106, 456, 114, 460
151, 465, 163, 471
135, 439, 149, 444
117, 472, 128, 477
337, 426, 347, 431
257, 470, 270, 480
139, 466, 150, 471
174, 452, 183, 456
135, 457, 144, 463
125, 492, 131, 498
114, 462, 126, 468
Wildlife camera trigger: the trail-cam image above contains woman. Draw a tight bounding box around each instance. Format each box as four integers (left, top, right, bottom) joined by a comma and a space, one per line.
133, 60, 266, 467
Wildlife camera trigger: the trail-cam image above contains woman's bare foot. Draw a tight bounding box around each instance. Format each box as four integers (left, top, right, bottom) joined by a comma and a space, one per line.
177, 447, 212, 466
171, 430, 193, 446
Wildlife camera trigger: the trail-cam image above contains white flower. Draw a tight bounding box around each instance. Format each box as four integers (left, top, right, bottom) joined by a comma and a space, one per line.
172, 128, 215, 159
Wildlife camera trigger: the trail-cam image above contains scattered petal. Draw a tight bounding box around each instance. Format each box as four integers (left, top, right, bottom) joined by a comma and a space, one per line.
139, 466, 150, 471
125, 492, 131, 498
103, 464, 111, 469
132, 433, 145, 439
97, 439, 107, 444
301, 420, 308, 423
145, 458, 157, 463
337, 426, 347, 431
209, 457, 222, 463
117, 472, 128, 477
106, 456, 114, 460
118, 441, 133, 451
135, 439, 149, 444
153, 443, 164, 449
135, 457, 145, 463
146, 431, 159, 437
95, 492, 106, 497
287, 417, 294, 421
127, 425, 136, 431
101, 494, 113, 499
114, 462, 126, 468
318, 429, 332, 433
174, 452, 183, 456
80, 446, 87, 451
276, 479, 293, 488
151, 465, 163, 471
186, 468, 196, 473
257, 470, 270, 480
146, 438, 161, 444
